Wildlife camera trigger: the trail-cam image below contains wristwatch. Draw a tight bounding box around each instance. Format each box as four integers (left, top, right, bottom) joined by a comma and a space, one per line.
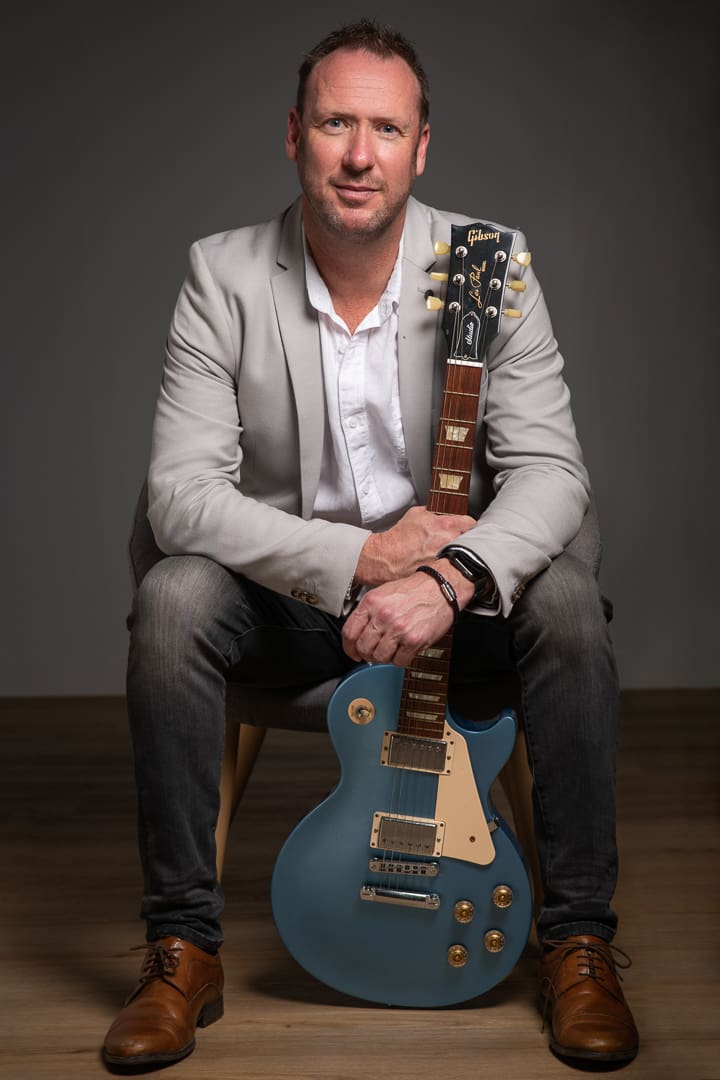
437, 545, 498, 608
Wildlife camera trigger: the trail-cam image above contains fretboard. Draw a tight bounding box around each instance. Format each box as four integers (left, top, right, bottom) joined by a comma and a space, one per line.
398, 360, 484, 740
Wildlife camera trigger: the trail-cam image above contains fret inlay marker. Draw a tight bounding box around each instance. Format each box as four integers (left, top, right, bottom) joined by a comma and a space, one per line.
445, 424, 470, 443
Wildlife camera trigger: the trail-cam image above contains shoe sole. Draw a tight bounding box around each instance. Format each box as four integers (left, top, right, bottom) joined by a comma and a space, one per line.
550, 1036, 639, 1064
103, 995, 224, 1068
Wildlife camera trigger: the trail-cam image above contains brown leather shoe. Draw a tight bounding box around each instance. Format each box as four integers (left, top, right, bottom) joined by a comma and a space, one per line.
539, 934, 639, 1064
103, 937, 224, 1068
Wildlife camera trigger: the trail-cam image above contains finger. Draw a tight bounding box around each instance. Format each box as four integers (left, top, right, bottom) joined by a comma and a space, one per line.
342, 615, 382, 662
371, 633, 402, 665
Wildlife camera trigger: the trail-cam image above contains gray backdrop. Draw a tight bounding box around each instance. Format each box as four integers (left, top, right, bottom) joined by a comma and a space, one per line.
4, 0, 718, 694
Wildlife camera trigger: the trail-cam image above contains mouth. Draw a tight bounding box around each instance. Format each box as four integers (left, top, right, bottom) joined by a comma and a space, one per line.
333, 183, 380, 203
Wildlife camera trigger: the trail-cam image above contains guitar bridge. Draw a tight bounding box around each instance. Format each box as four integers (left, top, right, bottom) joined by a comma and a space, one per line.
381, 732, 453, 774
368, 858, 440, 878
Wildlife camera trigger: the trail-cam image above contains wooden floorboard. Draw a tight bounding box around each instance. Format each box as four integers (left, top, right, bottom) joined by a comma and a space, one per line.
0, 691, 718, 1080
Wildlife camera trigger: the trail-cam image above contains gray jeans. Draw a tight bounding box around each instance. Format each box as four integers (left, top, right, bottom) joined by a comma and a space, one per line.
126, 534, 619, 952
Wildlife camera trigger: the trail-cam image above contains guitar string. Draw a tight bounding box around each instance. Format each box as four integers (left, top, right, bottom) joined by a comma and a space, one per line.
376, 236, 500, 892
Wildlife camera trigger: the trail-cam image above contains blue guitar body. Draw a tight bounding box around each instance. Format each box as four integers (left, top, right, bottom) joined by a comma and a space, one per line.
271, 664, 533, 1007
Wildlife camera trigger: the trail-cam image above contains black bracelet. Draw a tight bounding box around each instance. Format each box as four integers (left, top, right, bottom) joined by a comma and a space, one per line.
416, 564, 460, 621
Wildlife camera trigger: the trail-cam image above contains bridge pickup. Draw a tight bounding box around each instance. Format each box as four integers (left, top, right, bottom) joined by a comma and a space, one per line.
360, 885, 441, 910
368, 858, 440, 878
381, 732, 453, 774
371, 813, 445, 857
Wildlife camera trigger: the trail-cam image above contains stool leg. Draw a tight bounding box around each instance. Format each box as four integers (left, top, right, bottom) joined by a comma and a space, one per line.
215, 719, 267, 880
498, 727, 543, 934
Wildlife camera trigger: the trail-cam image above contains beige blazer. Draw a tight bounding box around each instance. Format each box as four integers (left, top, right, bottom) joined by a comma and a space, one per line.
146, 197, 589, 617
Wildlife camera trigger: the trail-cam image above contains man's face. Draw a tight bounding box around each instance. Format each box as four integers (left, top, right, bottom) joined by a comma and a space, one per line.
286, 47, 430, 242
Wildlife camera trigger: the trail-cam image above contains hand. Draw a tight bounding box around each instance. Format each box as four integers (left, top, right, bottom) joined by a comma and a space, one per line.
342, 560, 475, 667
353, 506, 476, 587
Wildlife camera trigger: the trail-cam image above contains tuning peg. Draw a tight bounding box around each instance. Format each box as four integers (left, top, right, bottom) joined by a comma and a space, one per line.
512, 251, 532, 268
426, 296, 445, 311
433, 241, 451, 255
506, 280, 527, 293
503, 308, 523, 319
430, 271, 449, 282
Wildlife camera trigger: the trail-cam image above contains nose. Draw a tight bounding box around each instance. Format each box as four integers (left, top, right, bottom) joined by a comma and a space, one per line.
343, 125, 375, 172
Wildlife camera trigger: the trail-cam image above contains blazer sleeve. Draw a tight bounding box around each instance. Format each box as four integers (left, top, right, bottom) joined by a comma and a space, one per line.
455, 230, 591, 615
147, 238, 369, 616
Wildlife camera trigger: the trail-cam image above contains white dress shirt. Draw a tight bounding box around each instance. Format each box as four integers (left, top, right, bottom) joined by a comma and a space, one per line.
305, 238, 417, 531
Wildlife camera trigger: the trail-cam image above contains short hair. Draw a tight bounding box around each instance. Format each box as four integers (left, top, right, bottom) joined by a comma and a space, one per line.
296, 19, 430, 128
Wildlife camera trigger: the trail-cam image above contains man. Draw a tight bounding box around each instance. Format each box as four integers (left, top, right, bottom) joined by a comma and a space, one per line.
103, 19, 638, 1071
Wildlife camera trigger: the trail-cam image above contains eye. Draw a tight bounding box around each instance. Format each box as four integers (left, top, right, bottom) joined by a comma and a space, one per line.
324, 118, 345, 130
379, 123, 400, 136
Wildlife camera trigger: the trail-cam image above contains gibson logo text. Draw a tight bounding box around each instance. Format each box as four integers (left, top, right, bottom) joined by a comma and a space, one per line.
467, 229, 500, 246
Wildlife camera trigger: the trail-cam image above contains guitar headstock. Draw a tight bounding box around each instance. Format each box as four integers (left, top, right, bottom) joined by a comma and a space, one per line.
431, 223, 528, 363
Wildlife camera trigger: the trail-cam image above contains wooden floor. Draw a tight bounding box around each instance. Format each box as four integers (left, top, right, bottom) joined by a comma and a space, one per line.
0, 690, 718, 1080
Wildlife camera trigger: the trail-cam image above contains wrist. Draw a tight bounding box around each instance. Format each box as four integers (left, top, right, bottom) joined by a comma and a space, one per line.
434, 558, 477, 607
354, 532, 392, 588
415, 564, 461, 620
436, 545, 498, 608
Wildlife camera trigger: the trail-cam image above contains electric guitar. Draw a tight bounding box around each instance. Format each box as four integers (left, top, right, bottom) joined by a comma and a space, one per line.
271, 224, 533, 1007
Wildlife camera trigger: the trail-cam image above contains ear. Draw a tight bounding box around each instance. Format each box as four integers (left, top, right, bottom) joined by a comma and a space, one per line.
415, 122, 430, 178
286, 106, 302, 162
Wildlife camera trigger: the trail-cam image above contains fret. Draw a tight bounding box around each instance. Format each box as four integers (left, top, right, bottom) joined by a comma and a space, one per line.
430, 492, 466, 504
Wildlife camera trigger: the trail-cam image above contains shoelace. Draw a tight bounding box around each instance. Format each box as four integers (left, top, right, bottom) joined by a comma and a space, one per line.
132, 942, 183, 986
540, 939, 633, 1031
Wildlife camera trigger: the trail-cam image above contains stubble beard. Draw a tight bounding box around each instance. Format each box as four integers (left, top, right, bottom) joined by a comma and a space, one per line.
298, 162, 414, 244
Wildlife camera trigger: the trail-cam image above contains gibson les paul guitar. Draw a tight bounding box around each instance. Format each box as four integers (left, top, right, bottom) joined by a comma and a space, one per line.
271, 224, 533, 1007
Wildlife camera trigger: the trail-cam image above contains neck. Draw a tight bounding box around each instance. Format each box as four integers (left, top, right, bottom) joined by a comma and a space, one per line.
303, 202, 405, 333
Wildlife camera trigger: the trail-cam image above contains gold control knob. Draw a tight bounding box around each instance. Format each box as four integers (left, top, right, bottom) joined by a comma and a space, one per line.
492, 885, 513, 909
447, 944, 469, 968
348, 698, 375, 725
454, 900, 475, 924
484, 930, 506, 954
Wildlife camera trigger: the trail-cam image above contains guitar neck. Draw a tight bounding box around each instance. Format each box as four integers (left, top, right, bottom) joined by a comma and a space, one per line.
398, 223, 520, 740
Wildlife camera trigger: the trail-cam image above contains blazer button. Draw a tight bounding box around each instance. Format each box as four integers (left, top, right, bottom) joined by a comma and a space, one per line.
305, 593, 319, 606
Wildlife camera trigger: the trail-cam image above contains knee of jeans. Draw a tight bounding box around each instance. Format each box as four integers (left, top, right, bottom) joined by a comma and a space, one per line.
129, 555, 227, 651
518, 554, 608, 655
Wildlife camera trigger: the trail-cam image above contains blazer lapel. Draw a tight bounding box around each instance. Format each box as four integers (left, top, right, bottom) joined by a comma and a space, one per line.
271, 201, 324, 520
398, 198, 446, 502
